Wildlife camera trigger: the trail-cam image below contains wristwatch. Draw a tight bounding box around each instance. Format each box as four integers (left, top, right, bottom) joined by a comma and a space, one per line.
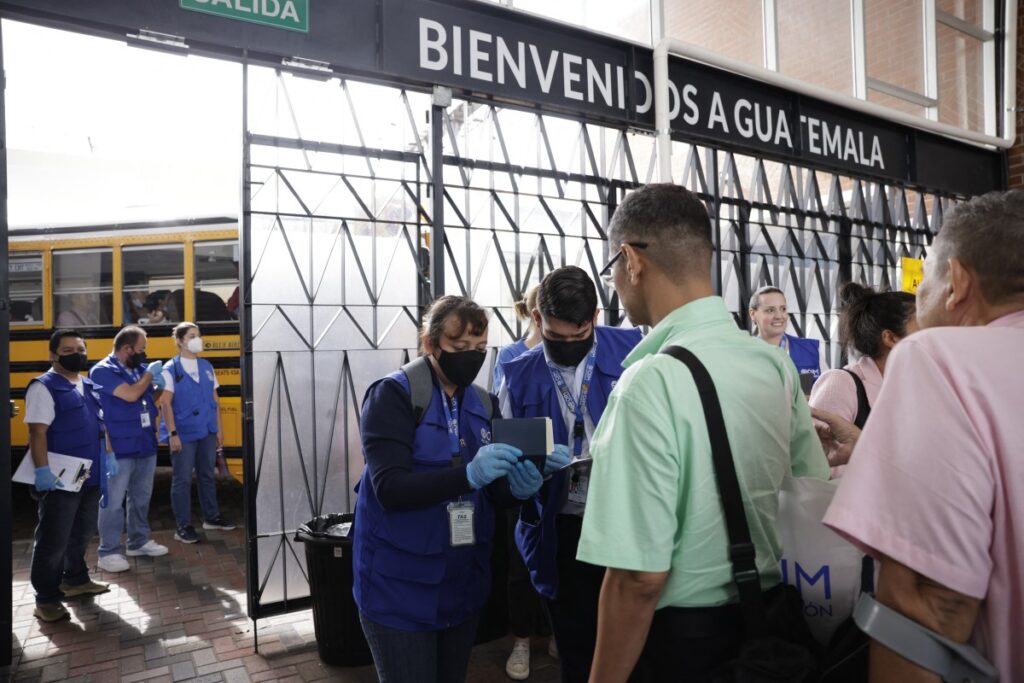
170, 430, 178, 437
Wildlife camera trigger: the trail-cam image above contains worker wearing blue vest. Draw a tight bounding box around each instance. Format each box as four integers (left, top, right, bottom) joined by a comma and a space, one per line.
498, 266, 642, 683
158, 322, 234, 545
25, 329, 110, 622
749, 285, 821, 384
90, 325, 168, 573
353, 295, 545, 683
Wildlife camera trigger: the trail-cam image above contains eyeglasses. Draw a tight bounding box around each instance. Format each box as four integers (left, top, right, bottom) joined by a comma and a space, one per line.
599, 242, 648, 284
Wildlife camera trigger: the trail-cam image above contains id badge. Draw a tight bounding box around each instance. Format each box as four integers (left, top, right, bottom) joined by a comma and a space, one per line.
447, 501, 475, 547
140, 411, 151, 428
567, 473, 589, 505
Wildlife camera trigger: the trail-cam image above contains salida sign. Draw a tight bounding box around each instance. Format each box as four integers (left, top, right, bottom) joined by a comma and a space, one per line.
385, 0, 910, 179
179, 0, 308, 32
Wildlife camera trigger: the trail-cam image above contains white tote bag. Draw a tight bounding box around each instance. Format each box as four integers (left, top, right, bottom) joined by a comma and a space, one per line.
778, 475, 870, 646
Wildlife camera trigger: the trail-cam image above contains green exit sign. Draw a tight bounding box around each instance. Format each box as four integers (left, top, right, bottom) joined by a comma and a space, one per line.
180, 0, 309, 33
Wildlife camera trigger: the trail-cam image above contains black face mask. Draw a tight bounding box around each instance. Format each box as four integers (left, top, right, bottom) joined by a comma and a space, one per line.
436, 349, 486, 388
543, 331, 595, 367
57, 352, 89, 373
128, 351, 148, 369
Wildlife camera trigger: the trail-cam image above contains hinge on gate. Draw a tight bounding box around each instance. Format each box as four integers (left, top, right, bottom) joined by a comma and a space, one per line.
243, 400, 255, 423
126, 29, 190, 54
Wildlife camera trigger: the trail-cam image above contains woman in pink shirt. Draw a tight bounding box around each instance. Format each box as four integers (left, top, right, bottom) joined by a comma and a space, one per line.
809, 282, 916, 476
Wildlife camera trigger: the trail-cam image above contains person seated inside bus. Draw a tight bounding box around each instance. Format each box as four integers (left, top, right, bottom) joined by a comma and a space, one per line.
140, 290, 176, 325
56, 292, 101, 327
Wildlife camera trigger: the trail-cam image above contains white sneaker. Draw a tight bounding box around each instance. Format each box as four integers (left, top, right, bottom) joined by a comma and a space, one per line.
97, 554, 130, 573
505, 639, 530, 680
126, 540, 169, 557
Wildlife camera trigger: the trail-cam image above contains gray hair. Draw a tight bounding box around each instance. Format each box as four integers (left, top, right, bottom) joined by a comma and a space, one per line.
607, 184, 713, 280
934, 190, 1024, 304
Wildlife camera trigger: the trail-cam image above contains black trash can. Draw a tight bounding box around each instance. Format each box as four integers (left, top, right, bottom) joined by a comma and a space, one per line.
295, 513, 373, 667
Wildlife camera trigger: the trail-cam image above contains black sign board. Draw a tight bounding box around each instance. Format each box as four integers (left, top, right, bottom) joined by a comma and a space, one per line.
0, 0, 1005, 195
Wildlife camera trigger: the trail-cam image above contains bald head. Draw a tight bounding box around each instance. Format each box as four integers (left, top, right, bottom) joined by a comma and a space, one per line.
608, 183, 713, 281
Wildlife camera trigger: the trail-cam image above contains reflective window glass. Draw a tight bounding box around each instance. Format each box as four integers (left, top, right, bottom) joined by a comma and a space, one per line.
194, 241, 239, 322
123, 245, 185, 325
9, 251, 43, 325
53, 248, 113, 327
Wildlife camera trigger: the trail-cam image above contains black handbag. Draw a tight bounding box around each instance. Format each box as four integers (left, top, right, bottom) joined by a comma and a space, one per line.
661, 346, 820, 682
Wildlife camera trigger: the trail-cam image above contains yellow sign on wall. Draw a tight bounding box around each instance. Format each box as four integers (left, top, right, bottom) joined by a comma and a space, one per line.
901, 257, 924, 294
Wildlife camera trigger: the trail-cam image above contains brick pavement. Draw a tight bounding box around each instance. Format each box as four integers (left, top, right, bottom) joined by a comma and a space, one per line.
3, 471, 561, 683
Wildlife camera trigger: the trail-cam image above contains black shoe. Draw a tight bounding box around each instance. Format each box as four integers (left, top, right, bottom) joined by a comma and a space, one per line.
202, 517, 236, 531
174, 524, 200, 544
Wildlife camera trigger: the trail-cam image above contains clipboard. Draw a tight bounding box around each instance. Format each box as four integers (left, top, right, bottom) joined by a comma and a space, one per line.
13, 451, 93, 492
555, 456, 593, 474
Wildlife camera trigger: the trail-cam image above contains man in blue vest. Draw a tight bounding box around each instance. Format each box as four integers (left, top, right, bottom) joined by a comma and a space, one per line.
25, 329, 110, 622
91, 325, 168, 573
499, 266, 642, 683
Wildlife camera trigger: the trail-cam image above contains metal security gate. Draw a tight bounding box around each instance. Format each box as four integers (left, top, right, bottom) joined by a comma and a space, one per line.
241, 67, 431, 616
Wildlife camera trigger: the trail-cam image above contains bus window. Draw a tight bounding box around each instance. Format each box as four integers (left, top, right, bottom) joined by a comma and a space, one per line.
195, 241, 238, 322
123, 245, 185, 325
53, 248, 113, 327
9, 252, 44, 325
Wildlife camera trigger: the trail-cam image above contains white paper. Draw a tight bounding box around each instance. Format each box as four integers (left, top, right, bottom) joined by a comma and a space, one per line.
13, 451, 93, 492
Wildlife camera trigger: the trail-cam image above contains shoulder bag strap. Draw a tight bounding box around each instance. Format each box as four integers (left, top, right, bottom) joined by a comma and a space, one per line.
660, 345, 769, 637
400, 356, 434, 425
841, 368, 871, 429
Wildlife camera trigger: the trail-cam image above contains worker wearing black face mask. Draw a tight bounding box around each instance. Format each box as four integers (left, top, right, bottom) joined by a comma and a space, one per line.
497, 266, 642, 683
353, 295, 544, 683
89, 325, 168, 573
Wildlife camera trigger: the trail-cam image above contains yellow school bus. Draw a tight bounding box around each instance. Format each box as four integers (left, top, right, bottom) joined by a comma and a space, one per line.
8, 217, 244, 480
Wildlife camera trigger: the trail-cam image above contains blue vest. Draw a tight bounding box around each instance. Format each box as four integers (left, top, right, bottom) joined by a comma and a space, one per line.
158, 356, 219, 444
90, 354, 158, 458
784, 334, 821, 379
32, 372, 104, 488
352, 370, 497, 631
501, 325, 641, 599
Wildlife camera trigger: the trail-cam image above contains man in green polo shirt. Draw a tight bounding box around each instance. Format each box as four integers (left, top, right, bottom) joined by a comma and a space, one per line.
577, 184, 829, 681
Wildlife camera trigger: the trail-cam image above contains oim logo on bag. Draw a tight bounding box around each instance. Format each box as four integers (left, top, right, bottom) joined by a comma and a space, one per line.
780, 559, 833, 618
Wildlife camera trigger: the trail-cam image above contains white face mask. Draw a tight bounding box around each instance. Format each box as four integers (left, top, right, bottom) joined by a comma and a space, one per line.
186, 337, 204, 354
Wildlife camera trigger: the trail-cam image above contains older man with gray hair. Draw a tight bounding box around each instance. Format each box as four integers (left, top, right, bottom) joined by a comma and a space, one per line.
576, 183, 829, 681
820, 190, 1024, 681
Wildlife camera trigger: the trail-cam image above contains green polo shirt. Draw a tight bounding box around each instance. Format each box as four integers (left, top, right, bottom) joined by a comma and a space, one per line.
576, 296, 829, 608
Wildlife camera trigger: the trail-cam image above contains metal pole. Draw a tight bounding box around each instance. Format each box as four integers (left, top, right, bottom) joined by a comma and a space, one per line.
0, 22, 12, 669
430, 87, 450, 300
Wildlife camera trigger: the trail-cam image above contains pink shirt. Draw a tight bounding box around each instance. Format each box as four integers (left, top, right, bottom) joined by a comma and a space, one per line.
809, 355, 883, 478
824, 309, 1024, 679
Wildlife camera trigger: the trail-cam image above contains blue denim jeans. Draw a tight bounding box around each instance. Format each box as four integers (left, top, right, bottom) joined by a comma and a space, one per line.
98, 453, 156, 556
359, 611, 480, 683
31, 484, 101, 605
171, 433, 220, 527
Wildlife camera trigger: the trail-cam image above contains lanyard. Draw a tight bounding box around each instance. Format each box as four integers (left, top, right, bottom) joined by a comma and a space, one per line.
439, 387, 463, 464
548, 340, 598, 457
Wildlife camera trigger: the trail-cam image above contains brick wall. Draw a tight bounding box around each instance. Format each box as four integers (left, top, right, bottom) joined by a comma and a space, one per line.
1007, 0, 1024, 189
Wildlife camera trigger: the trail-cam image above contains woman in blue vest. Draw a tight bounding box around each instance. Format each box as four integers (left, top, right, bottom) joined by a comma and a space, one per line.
749, 285, 821, 387
353, 295, 544, 683
157, 322, 234, 545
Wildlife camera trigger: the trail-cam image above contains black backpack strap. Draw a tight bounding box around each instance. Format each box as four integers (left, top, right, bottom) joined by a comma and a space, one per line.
660, 345, 769, 637
400, 356, 434, 425
841, 369, 871, 429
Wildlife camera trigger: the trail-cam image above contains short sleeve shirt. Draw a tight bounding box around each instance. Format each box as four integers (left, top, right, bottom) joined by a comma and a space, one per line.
24, 371, 84, 426
824, 310, 1024, 679
576, 296, 829, 608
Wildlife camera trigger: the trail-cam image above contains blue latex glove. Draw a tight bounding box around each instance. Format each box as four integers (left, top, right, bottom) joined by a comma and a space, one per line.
508, 460, 543, 499
106, 452, 120, 478
34, 466, 63, 492
544, 444, 572, 476
146, 361, 165, 387
466, 443, 521, 489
